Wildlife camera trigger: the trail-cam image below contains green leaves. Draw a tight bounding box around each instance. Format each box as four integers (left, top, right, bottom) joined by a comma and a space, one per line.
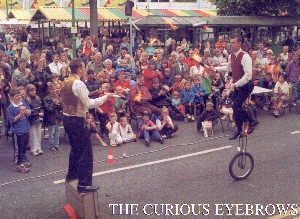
211, 0, 300, 16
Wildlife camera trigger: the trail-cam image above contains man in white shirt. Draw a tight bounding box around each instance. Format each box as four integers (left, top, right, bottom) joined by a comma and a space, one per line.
61, 59, 113, 193
48, 54, 63, 76
228, 34, 258, 140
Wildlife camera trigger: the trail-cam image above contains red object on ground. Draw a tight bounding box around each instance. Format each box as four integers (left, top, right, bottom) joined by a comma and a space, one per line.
64, 204, 77, 219
106, 149, 115, 163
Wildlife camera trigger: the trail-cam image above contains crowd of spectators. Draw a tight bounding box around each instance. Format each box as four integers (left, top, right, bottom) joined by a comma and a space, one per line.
1, 26, 300, 173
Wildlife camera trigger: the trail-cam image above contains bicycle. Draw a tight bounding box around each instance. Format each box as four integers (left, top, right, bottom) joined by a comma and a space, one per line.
228, 123, 254, 180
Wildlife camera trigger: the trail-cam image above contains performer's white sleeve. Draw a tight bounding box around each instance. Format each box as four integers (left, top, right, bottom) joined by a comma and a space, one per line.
72, 79, 108, 109
234, 53, 253, 88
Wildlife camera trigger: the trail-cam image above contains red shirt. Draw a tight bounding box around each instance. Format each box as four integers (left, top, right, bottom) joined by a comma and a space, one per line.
99, 94, 115, 114
143, 68, 163, 89
185, 58, 196, 68
114, 79, 130, 91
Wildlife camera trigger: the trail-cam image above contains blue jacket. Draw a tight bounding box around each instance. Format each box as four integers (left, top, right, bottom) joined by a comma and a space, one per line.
8, 100, 31, 135
191, 84, 206, 96
181, 88, 195, 104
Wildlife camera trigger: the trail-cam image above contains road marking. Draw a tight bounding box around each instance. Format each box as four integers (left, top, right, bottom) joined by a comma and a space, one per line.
53, 145, 233, 184
267, 207, 300, 219
290, 130, 300, 135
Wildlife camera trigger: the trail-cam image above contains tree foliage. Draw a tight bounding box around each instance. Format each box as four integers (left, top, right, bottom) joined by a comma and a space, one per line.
211, 0, 300, 16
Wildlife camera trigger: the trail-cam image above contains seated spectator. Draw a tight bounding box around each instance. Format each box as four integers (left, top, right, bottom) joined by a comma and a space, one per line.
251, 50, 264, 84
138, 110, 163, 146
130, 74, 161, 116
143, 60, 163, 89
264, 55, 281, 83
190, 55, 205, 78
8, 87, 32, 173
219, 89, 235, 127
180, 80, 195, 121
113, 86, 127, 118
106, 112, 123, 147
196, 101, 219, 135
149, 77, 170, 108
156, 107, 178, 139
171, 90, 185, 120
86, 113, 107, 147
119, 116, 136, 143
160, 67, 173, 87
113, 71, 130, 94
279, 45, 289, 70
272, 74, 290, 117
212, 48, 227, 66
257, 73, 275, 111
86, 69, 101, 99
185, 49, 196, 68
43, 83, 63, 151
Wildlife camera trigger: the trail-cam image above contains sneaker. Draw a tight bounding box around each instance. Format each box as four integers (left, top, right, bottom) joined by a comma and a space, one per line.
161, 135, 167, 139
273, 110, 279, 116
144, 139, 150, 147
23, 160, 32, 168
32, 151, 39, 156
263, 106, 269, 111
159, 137, 164, 144
16, 164, 30, 173
186, 114, 191, 119
38, 150, 44, 155
221, 115, 227, 120
191, 115, 195, 121
204, 131, 208, 138
50, 147, 57, 152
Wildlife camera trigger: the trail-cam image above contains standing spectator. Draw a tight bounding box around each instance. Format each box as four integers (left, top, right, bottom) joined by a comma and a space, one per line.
185, 49, 196, 68
87, 52, 103, 74
48, 53, 63, 76
44, 84, 63, 151
286, 49, 300, 84
215, 35, 227, 50
7, 87, 31, 173
25, 84, 43, 156
12, 58, 34, 87
21, 42, 31, 65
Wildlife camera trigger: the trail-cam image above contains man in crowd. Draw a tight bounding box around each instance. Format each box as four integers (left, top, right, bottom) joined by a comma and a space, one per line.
48, 53, 63, 76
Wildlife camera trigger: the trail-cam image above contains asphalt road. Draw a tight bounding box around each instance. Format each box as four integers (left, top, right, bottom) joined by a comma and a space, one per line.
0, 110, 300, 219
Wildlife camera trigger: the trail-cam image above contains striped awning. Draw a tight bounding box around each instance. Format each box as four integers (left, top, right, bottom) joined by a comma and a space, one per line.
30, 7, 216, 22
8, 9, 36, 20
0, 10, 7, 20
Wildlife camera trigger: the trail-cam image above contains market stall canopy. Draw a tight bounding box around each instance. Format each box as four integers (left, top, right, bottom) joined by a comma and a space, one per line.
0, 10, 7, 20
30, 7, 216, 22
0, 18, 29, 25
8, 9, 36, 21
133, 16, 207, 27
193, 16, 300, 27
31, 6, 89, 22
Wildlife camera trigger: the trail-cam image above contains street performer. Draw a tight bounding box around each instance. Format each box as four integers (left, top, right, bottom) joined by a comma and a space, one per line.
228, 34, 258, 140
61, 59, 113, 193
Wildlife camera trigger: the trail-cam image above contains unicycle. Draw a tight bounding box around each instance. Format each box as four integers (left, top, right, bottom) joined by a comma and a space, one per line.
229, 123, 254, 180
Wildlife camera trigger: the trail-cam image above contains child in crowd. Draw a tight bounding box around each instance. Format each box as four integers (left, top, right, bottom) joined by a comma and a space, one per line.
138, 110, 163, 146
113, 86, 127, 118
272, 74, 290, 117
191, 77, 206, 115
171, 90, 185, 120
86, 113, 107, 147
196, 102, 219, 136
97, 83, 115, 134
44, 83, 63, 151
219, 89, 235, 127
156, 107, 178, 139
119, 116, 136, 143
8, 87, 32, 173
180, 80, 195, 121
25, 84, 44, 156
106, 112, 123, 147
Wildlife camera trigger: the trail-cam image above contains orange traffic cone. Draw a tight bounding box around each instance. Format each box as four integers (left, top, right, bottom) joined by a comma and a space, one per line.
106, 150, 115, 163
64, 204, 77, 219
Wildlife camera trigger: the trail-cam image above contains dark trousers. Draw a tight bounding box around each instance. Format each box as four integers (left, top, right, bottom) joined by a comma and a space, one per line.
63, 116, 93, 186
14, 133, 29, 165
160, 124, 178, 137
231, 82, 254, 132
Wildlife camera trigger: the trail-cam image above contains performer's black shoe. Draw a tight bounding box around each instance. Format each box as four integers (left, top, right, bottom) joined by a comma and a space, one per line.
77, 185, 99, 193
247, 121, 259, 134
229, 131, 241, 140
